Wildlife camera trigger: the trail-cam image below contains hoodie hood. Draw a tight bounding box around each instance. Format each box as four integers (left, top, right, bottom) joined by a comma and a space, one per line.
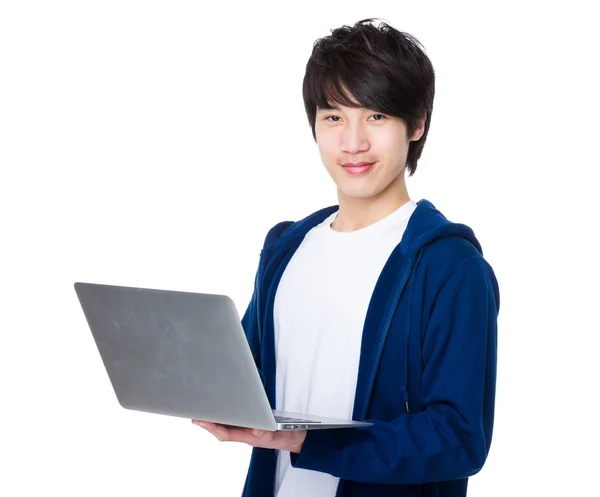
401, 199, 483, 258
262, 199, 483, 259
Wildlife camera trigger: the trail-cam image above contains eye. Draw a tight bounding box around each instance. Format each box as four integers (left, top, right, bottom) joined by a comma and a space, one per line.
324, 113, 387, 123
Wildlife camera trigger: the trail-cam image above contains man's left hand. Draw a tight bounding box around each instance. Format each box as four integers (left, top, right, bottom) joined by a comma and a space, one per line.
192, 420, 306, 453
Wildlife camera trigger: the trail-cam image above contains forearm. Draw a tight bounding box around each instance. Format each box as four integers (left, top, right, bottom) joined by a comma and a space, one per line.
292, 406, 487, 485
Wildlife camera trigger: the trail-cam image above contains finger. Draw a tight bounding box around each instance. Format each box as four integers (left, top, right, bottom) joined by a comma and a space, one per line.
192, 420, 216, 430
252, 429, 275, 444
192, 422, 274, 446
191, 420, 216, 435
211, 424, 232, 441
192, 421, 230, 441
220, 426, 268, 445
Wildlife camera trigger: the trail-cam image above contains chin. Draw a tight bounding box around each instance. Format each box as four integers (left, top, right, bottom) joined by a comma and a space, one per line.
337, 187, 380, 200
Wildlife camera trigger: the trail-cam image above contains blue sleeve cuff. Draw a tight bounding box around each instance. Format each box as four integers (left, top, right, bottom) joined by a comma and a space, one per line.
290, 428, 352, 475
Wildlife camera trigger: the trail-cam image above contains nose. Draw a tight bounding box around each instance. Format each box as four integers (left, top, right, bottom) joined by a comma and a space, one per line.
340, 120, 370, 155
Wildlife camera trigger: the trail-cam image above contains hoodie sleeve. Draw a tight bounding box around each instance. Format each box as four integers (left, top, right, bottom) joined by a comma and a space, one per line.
290, 257, 500, 485
241, 296, 260, 368
241, 221, 295, 371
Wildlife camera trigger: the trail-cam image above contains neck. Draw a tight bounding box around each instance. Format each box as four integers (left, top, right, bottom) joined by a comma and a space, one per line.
331, 175, 411, 232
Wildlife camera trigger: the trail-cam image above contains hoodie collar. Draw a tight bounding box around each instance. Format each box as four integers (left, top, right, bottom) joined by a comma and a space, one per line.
262, 199, 483, 258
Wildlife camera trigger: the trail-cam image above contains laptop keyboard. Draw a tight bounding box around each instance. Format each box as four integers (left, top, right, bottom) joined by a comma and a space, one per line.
274, 416, 321, 424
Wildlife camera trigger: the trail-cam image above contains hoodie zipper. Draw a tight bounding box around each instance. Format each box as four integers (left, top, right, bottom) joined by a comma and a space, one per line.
361, 264, 413, 419
255, 251, 264, 349
241, 253, 263, 497
333, 264, 413, 497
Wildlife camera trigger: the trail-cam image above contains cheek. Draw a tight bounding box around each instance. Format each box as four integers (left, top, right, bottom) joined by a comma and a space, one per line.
316, 129, 338, 154
317, 143, 337, 167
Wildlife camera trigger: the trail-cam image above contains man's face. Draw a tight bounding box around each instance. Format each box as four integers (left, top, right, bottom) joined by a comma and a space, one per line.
314, 100, 423, 201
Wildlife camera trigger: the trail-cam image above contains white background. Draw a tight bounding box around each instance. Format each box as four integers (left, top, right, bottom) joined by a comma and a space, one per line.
1, 1, 599, 495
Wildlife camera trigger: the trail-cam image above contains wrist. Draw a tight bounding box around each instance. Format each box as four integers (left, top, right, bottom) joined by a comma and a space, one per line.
289, 431, 306, 454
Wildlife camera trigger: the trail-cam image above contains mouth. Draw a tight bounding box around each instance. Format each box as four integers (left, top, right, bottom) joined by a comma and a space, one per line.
341, 162, 376, 175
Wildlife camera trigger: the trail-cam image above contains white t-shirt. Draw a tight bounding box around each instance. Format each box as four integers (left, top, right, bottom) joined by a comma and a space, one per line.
273, 200, 417, 497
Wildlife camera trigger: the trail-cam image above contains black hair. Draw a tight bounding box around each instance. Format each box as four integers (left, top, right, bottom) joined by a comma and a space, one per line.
302, 18, 435, 176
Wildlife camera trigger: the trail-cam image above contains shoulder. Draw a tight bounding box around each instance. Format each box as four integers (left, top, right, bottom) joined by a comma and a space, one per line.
423, 235, 483, 267
414, 234, 497, 297
260, 205, 339, 249
263, 221, 295, 246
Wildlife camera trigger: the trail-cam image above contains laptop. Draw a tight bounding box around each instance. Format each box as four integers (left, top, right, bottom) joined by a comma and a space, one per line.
74, 282, 372, 431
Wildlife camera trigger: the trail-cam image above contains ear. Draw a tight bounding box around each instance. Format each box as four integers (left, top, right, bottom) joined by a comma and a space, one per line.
409, 115, 426, 142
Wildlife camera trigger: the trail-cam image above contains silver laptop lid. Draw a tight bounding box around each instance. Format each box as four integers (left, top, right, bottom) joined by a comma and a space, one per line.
74, 282, 277, 431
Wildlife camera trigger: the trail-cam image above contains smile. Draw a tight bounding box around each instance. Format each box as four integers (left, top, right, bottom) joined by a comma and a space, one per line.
341, 162, 376, 175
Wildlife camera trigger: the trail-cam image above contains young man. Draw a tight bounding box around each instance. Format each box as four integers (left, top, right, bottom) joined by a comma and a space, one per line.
193, 18, 500, 497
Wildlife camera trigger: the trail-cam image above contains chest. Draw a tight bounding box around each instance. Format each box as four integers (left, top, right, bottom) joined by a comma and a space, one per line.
273, 234, 398, 352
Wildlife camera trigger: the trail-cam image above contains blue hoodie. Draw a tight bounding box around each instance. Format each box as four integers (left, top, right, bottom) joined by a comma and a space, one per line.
240, 199, 500, 497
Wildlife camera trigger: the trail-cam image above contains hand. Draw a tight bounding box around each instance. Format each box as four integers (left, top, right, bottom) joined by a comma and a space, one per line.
192, 420, 306, 453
